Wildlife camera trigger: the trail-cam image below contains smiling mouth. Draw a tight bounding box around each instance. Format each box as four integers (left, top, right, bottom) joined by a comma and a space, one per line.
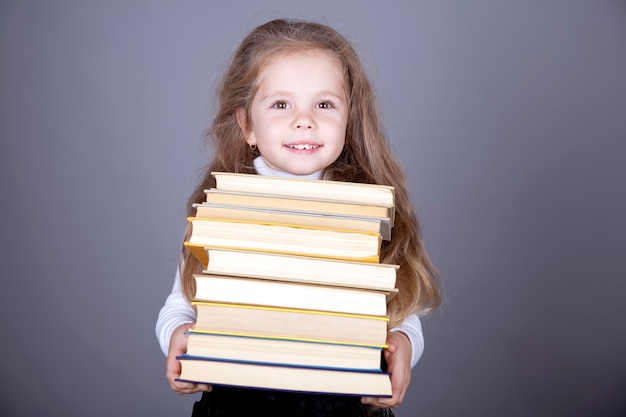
285, 144, 321, 150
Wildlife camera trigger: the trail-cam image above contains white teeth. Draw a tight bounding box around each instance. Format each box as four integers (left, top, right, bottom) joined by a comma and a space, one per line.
287, 144, 319, 150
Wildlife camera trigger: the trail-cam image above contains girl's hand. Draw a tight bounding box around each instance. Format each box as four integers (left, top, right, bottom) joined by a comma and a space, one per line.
166, 322, 212, 394
361, 331, 412, 408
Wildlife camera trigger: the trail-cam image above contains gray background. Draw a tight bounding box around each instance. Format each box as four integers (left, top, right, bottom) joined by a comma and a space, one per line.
1, 1, 625, 416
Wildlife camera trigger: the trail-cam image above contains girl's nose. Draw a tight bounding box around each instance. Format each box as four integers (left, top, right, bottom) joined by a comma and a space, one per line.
293, 111, 315, 130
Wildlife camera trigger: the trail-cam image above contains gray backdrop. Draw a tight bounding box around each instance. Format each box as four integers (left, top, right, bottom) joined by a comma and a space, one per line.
1, 1, 625, 416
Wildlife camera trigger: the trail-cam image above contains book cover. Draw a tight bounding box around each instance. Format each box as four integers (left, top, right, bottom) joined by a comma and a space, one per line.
176, 355, 392, 397
186, 217, 381, 263
185, 332, 383, 370
211, 172, 395, 207
193, 274, 390, 316
193, 202, 391, 240
202, 247, 398, 291
192, 302, 389, 347
203, 188, 394, 225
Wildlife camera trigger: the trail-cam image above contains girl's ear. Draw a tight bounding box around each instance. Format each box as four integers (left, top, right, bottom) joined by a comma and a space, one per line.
236, 108, 248, 133
236, 108, 256, 147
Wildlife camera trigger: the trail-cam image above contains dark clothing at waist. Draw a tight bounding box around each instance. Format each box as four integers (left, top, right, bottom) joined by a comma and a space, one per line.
191, 386, 394, 417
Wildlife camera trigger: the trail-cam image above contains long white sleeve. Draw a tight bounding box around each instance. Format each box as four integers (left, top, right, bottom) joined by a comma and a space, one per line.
390, 314, 424, 368
155, 267, 196, 356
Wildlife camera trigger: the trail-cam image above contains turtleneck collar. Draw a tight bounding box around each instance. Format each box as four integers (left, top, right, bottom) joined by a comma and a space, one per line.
253, 156, 323, 180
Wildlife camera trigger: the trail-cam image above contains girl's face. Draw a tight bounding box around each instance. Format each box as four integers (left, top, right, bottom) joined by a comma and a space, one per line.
238, 49, 348, 176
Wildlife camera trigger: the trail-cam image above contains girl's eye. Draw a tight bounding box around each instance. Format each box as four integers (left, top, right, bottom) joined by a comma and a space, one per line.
272, 101, 289, 109
317, 101, 334, 109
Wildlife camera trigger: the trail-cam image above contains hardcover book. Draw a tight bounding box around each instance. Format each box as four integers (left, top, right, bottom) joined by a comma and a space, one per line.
202, 247, 398, 292
192, 302, 389, 348
177, 356, 392, 397
193, 274, 391, 316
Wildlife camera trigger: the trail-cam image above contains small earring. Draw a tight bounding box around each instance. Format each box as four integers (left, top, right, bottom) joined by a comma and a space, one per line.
249, 143, 257, 151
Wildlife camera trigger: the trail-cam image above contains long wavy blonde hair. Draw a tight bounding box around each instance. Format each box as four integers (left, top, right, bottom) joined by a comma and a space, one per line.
180, 19, 440, 327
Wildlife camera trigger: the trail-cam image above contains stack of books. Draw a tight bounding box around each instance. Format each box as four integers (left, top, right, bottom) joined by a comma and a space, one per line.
177, 172, 398, 397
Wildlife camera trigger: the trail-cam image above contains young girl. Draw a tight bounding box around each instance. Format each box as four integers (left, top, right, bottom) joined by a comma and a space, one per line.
156, 18, 441, 417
